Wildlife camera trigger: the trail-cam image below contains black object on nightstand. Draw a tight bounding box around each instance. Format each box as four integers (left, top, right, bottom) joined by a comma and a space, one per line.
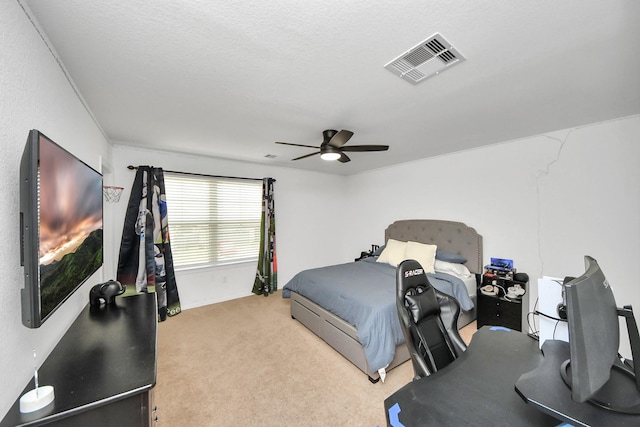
355, 244, 380, 261
477, 273, 529, 332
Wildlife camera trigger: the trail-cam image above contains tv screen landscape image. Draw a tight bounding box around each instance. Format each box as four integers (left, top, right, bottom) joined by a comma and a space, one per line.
20, 130, 103, 328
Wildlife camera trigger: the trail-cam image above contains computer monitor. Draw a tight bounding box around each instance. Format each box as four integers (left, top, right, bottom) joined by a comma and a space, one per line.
561, 256, 640, 414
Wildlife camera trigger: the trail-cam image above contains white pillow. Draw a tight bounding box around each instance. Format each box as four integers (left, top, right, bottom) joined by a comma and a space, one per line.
434, 259, 473, 279
376, 239, 407, 267
404, 241, 437, 273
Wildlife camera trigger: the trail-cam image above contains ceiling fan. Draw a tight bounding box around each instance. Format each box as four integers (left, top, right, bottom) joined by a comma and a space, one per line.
275, 129, 389, 163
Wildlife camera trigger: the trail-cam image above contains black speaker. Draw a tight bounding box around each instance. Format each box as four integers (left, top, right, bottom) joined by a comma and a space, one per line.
556, 276, 574, 320
557, 303, 568, 320
514, 272, 529, 283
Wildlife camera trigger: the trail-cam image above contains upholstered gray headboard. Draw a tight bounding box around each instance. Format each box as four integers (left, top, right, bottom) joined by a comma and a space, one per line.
384, 219, 483, 274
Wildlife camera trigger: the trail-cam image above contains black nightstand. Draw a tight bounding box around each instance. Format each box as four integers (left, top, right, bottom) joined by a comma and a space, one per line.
477, 274, 529, 332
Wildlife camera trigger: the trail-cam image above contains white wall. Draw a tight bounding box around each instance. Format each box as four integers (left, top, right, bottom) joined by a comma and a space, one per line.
109, 145, 348, 309
344, 115, 640, 357
0, 1, 112, 418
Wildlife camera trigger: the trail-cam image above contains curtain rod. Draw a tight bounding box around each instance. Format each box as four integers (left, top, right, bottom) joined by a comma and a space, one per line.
126, 165, 274, 182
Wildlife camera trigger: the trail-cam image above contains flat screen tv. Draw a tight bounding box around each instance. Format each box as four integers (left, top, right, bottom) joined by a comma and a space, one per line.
20, 130, 103, 328
561, 255, 640, 413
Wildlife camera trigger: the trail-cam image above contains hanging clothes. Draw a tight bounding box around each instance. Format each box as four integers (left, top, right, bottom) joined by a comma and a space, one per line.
117, 166, 181, 320
252, 178, 277, 296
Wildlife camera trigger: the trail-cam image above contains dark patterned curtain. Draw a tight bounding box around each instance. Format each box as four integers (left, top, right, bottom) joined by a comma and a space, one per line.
252, 178, 277, 296
117, 166, 181, 320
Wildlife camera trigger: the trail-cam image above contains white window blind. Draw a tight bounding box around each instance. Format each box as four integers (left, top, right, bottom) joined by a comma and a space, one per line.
164, 173, 263, 268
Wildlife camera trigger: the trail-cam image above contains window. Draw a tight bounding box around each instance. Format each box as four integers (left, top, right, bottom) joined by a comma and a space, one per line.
164, 173, 263, 268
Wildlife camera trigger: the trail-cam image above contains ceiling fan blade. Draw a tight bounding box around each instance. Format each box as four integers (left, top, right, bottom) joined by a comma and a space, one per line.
292, 151, 321, 161
340, 145, 389, 152
338, 152, 351, 163
276, 141, 319, 149
328, 130, 354, 148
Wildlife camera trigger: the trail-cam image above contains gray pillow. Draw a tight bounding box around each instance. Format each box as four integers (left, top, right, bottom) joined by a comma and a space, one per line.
435, 250, 467, 264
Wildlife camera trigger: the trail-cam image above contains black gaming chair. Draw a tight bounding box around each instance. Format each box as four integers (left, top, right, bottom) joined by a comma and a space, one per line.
396, 259, 467, 380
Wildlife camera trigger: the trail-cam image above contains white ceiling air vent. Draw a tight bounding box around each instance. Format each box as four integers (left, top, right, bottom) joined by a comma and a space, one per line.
384, 33, 465, 84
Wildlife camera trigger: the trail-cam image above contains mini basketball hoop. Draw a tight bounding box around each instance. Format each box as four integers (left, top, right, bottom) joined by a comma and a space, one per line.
103, 186, 124, 203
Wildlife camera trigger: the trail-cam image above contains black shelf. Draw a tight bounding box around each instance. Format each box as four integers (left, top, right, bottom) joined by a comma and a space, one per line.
1, 293, 158, 427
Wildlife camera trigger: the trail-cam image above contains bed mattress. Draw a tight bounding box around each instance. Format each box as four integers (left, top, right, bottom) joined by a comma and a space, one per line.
282, 257, 473, 373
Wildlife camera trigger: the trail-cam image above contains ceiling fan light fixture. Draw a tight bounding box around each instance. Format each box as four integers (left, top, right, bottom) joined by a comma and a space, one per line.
321, 152, 341, 161
275, 129, 387, 164
320, 146, 341, 161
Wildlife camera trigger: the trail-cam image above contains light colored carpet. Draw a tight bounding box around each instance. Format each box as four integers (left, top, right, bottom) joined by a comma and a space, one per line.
155, 290, 476, 426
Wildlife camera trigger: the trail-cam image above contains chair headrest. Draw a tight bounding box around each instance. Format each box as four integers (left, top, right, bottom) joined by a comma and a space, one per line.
397, 259, 431, 293
397, 259, 440, 323
405, 288, 440, 323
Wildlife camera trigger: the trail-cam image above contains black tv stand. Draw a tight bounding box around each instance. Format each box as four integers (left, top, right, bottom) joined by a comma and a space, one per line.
516, 340, 640, 426
0, 293, 158, 427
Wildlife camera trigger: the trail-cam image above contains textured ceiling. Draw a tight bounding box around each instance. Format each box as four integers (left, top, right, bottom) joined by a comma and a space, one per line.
21, 0, 640, 175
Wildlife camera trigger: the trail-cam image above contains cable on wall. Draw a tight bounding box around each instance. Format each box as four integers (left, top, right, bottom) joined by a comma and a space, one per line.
534, 129, 572, 278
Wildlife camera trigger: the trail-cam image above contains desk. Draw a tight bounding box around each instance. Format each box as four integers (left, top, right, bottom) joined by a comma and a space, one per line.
516, 340, 640, 427
384, 326, 558, 426
0, 294, 157, 427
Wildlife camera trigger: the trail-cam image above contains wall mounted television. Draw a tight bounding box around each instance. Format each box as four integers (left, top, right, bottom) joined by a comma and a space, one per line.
20, 130, 103, 328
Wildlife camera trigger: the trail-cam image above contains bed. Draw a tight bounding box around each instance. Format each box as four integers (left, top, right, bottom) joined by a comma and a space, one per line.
282, 219, 483, 382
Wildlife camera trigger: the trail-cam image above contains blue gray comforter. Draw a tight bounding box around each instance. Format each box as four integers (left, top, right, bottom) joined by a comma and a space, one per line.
282, 257, 474, 372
